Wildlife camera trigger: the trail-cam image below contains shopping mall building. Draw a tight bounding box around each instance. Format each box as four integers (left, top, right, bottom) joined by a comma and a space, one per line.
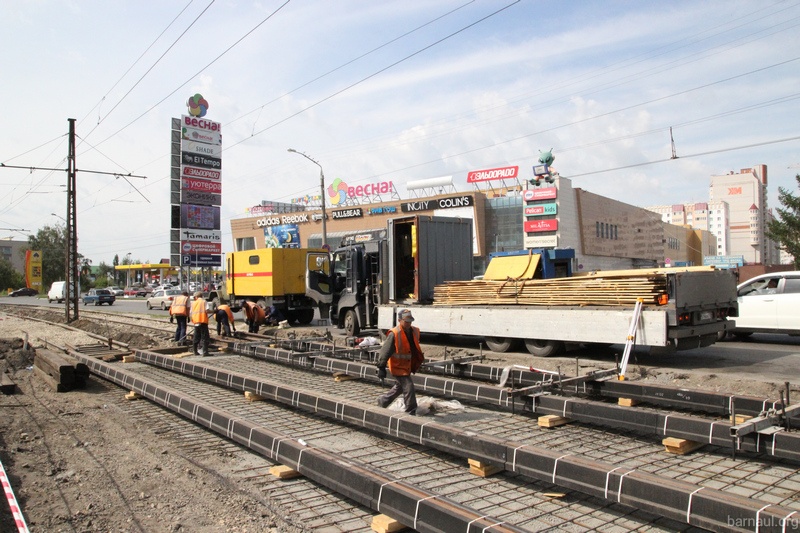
230, 171, 716, 277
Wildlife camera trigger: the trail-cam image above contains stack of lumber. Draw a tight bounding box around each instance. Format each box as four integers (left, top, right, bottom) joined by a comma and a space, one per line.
433, 268, 689, 307
33, 349, 90, 392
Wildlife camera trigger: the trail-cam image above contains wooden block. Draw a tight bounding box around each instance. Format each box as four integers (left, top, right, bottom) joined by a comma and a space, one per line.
33, 366, 69, 392
125, 391, 142, 400
173, 352, 193, 359
538, 415, 572, 428
543, 492, 566, 498
467, 458, 501, 477
122, 355, 136, 363
371, 513, 408, 533
662, 437, 704, 455
244, 391, 265, 402
618, 397, 639, 407
1, 373, 16, 394
731, 414, 753, 424
101, 353, 122, 362
333, 372, 358, 382
269, 465, 301, 479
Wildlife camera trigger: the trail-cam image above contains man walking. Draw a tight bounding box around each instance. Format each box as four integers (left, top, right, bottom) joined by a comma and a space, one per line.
169, 291, 190, 345
376, 309, 425, 415
190, 291, 210, 356
214, 303, 236, 337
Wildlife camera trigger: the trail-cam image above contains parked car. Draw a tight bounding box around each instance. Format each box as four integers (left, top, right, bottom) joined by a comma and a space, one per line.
48, 281, 66, 303
146, 288, 183, 310
107, 286, 124, 297
10, 287, 38, 297
124, 285, 153, 297
82, 288, 115, 306
728, 271, 800, 338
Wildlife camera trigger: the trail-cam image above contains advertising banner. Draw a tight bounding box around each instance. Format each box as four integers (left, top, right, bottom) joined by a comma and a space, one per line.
524, 219, 558, 233
401, 195, 473, 213
524, 235, 558, 248
523, 187, 558, 201
181, 139, 222, 158
181, 152, 221, 170
181, 165, 221, 181
181, 253, 221, 267
331, 207, 363, 220
181, 204, 220, 230
181, 241, 222, 254
524, 203, 557, 216
467, 165, 519, 183
181, 125, 221, 145
181, 177, 221, 206
264, 225, 300, 248
25, 250, 42, 291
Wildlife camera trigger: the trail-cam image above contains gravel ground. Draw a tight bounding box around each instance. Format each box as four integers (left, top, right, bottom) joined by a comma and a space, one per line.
0, 307, 794, 531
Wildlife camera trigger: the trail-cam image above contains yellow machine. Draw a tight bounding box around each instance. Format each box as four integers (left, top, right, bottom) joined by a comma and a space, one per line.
224, 248, 325, 325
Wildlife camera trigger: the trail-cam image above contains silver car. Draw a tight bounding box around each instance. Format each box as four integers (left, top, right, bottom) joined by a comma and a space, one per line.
146, 288, 183, 310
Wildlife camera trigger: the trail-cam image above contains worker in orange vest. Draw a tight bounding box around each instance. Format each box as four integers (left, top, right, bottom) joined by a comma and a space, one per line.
376, 309, 424, 415
169, 291, 190, 345
190, 291, 210, 356
241, 300, 266, 334
214, 303, 236, 337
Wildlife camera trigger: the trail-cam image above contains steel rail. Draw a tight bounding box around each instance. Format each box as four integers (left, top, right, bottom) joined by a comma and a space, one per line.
127, 347, 800, 533
68, 350, 526, 533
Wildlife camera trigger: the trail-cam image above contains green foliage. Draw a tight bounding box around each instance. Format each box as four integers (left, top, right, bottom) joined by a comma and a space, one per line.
27, 224, 67, 287
0, 258, 25, 292
766, 174, 800, 268
94, 275, 111, 288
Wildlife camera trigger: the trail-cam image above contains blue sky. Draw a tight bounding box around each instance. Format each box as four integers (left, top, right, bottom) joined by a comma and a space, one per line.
2, 0, 799, 266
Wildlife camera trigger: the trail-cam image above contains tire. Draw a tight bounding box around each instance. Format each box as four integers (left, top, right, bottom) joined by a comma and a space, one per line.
485, 337, 520, 353
715, 330, 728, 342
343, 309, 359, 337
295, 308, 315, 326
108, 301, 113, 306
732, 331, 753, 340
161, 302, 167, 310
524, 339, 565, 357
146, 302, 152, 310
83, 300, 87, 306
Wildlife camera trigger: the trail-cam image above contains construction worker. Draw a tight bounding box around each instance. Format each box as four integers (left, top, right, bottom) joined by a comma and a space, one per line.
214, 303, 236, 337
376, 309, 425, 415
241, 300, 266, 334
190, 291, 210, 356
169, 291, 190, 345
265, 304, 285, 326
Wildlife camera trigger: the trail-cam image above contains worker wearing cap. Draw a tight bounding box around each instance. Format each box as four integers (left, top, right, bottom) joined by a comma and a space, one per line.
170, 291, 190, 345
376, 309, 425, 415
190, 291, 210, 356
241, 300, 266, 334
214, 303, 236, 337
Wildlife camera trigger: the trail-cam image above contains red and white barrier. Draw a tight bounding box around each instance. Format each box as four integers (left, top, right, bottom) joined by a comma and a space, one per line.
0, 458, 29, 533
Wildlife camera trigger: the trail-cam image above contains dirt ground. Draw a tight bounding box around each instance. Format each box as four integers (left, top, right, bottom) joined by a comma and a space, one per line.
0, 309, 793, 531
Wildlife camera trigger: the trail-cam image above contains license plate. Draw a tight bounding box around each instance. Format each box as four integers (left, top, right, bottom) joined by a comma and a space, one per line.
700, 311, 713, 321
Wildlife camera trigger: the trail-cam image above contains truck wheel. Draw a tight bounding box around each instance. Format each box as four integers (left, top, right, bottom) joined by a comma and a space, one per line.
484, 337, 519, 353
344, 310, 360, 337
732, 331, 753, 340
295, 309, 315, 325
524, 339, 564, 357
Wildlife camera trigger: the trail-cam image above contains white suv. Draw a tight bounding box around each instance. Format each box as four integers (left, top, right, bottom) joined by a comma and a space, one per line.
731, 271, 800, 338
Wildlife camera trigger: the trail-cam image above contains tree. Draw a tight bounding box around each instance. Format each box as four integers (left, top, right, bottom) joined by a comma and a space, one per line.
766, 174, 800, 268
0, 258, 25, 291
27, 224, 67, 288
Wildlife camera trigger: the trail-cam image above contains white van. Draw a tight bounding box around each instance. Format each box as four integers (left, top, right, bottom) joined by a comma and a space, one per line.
48, 281, 66, 303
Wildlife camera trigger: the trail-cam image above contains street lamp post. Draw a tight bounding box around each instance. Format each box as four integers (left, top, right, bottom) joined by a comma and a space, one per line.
287, 148, 327, 247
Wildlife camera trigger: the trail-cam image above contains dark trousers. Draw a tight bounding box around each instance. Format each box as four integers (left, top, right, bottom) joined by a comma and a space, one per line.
247, 319, 259, 334
193, 323, 210, 355
377, 375, 417, 414
216, 315, 231, 336
174, 316, 187, 343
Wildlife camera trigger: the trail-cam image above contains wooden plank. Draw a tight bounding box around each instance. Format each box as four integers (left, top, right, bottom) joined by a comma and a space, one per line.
333, 372, 358, 382
122, 355, 137, 363
33, 366, 69, 392
618, 397, 639, 407
538, 415, 572, 428
125, 391, 142, 401
269, 465, 301, 479
662, 437, 705, 455
1, 373, 16, 395
371, 514, 408, 533
244, 391, 266, 402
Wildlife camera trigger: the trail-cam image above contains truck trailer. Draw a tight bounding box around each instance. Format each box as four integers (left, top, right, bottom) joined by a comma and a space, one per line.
310, 215, 739, 355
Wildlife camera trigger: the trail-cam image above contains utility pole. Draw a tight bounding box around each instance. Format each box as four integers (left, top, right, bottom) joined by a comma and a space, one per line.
66, 118, 80, 322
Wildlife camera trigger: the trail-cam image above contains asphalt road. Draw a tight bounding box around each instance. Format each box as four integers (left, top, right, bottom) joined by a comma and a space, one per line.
4, 295, 799, 385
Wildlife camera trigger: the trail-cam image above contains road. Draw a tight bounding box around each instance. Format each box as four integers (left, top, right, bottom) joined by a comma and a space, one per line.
4, 295, 800, 385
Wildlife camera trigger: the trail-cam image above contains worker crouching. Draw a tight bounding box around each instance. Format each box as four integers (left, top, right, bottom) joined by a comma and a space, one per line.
214, 303, 236, 337
376, 309, 424, 415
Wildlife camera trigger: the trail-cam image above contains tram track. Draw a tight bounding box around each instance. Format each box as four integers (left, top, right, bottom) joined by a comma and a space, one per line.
4, 305, 800, 531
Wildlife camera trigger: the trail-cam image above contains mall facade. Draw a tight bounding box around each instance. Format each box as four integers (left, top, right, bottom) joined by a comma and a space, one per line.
230, 173, 716, 277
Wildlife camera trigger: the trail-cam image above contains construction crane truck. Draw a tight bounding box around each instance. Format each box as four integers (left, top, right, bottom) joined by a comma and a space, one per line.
305, 215, 739, 355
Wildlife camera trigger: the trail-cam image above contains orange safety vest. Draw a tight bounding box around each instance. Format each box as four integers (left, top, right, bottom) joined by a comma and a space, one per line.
387, 325, 423, 376
244, 302, 265, 324
191, 298, 208, 324
170, 295, 190, 316
216, 304, 234, 324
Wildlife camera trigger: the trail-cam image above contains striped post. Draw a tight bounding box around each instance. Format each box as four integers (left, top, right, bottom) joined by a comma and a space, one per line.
0, 458, 29, 533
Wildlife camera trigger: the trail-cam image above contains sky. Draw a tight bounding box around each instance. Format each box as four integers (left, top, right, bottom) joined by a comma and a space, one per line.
2, 0, 799, 267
